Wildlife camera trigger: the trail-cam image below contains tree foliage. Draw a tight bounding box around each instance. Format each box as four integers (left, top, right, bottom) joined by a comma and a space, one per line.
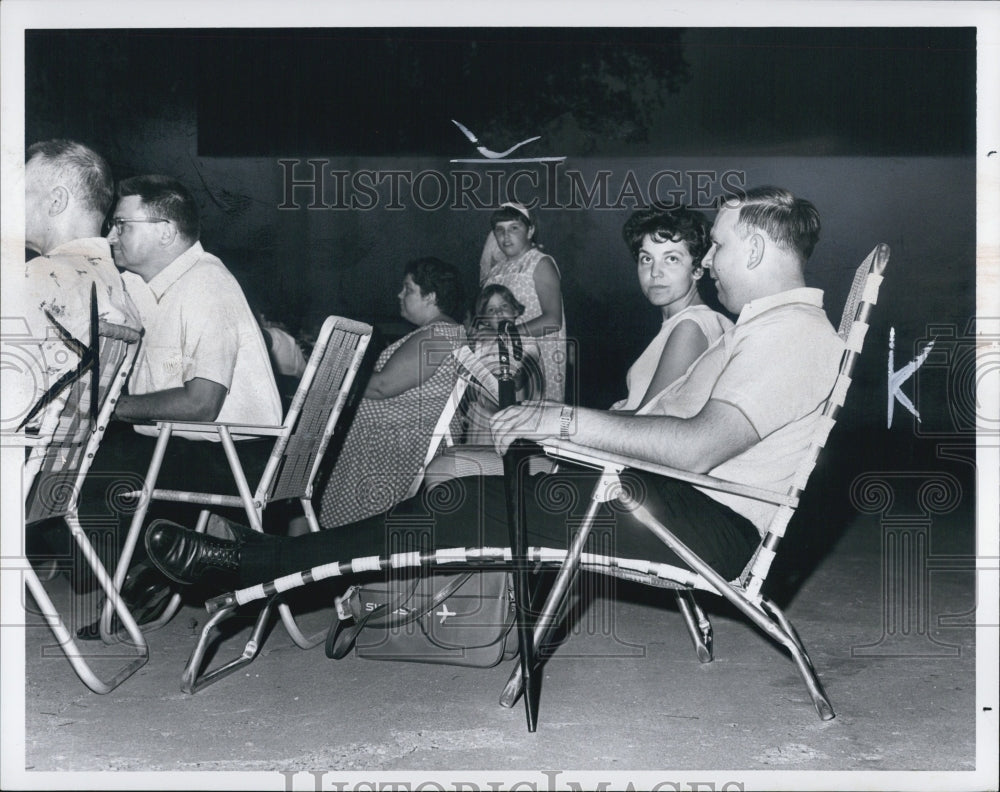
27, 29, 691, 157
379, 29, 691, 151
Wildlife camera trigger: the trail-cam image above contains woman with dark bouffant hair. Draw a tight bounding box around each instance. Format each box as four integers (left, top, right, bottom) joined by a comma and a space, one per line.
318, 257, 467, 527
612, 207, 732, 412
422, 206, 733, 483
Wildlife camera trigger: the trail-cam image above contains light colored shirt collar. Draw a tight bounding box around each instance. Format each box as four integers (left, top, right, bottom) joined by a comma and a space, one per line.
144, 240, 205, 300
44, 236, 112, 259
737, 287, 825, 324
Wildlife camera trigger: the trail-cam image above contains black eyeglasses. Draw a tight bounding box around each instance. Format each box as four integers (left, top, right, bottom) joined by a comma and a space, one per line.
110, 217, 169, 235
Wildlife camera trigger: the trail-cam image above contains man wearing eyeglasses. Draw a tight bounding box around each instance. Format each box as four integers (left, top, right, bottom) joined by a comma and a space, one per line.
108, 175, 281, 429
68, 174, 281, 636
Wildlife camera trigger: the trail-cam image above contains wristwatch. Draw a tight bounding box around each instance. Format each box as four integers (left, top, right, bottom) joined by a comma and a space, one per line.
559, 405, 574, 441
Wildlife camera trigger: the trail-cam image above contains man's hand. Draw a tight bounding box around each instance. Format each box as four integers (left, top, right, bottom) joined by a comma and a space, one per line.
489, 399, 562, 455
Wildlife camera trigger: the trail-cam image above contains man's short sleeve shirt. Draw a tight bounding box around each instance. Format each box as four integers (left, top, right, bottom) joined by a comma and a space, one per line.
121, 242, 282, 439
641, 288, 844, 534
6, 238, 141, 431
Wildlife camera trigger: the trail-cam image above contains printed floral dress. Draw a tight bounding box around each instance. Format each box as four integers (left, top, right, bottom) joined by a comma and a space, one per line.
318, 321, 465, 527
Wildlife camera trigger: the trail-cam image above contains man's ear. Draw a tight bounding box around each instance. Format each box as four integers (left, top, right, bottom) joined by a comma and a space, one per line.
747, 233, 765, 270
48, 185, 70, 217
527, 225, 535, 240
158, 220, 178, 246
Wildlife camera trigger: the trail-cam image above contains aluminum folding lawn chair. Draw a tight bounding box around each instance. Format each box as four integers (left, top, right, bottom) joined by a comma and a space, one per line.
179, 343, 467, 691
401, 357, 470, 500
103, 316, 373, 689
498, 243, 891, 728
20, 316, 146, 694
399, 322, 553, 495
176, 245, 887, 729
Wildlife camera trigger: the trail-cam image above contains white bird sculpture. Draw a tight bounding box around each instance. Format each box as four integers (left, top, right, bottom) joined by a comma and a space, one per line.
452, 119, 542, 159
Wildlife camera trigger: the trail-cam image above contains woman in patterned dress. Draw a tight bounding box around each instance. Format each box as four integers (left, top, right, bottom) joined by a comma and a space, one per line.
318, 258, 466, 528
476, 201, 566, 403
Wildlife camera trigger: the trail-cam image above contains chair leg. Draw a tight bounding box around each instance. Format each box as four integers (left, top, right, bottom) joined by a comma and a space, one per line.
623, 496, 835, 720
22, 515, 149, 694
24, 570, 147, 694
674, 589, 713, 663
181, 596, 277, 694
502, 444, 539, 732
99, 425, 174, 641
499, 491, 607, 712
276, 601, 327, 649
761, 597, 835, 721
272, 498, 327, 649
217, 426, 263, 532
301, 497, 321, 533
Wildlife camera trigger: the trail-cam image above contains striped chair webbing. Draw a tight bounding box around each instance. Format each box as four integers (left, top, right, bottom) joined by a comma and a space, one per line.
213, 546, 711, 610
25, 333, 132, 525
270, 325, 364, 502
838, 244, 887, 340
839, 246, 877, 338
739, 354, 860, 593
736, 245, 889, 596
742, 514, 791, 599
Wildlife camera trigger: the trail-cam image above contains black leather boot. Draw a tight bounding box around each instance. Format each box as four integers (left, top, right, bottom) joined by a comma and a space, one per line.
144, 519, 246, 589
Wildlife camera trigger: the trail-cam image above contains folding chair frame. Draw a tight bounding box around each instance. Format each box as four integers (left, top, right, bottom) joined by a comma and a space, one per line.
100, 316, 373, 690
402, 371, 469, 500
179, 344, 466, 692
20, 322, 147, 693
498, 243, 890, 725
174, 245, 887, 728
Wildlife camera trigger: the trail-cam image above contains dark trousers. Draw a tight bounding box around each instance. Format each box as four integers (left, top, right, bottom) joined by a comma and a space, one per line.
241, 463, 760, 587
34, 421, 271, 590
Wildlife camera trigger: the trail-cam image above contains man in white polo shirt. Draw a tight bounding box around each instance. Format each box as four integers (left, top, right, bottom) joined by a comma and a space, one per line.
74, 175, 280, 634
145, 186, 846, 595
111, 175, 281, 431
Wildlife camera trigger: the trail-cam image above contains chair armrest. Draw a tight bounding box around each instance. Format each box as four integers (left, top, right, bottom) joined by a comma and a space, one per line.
153, 420, 286, 437
539, 439, 796, 508
3, 432, 50, 448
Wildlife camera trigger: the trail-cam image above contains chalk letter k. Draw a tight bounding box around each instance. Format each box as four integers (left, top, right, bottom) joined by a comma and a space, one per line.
887, 326, 935, 428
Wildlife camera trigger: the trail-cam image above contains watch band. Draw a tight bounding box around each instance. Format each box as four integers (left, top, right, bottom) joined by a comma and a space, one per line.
559, 405, 574, 441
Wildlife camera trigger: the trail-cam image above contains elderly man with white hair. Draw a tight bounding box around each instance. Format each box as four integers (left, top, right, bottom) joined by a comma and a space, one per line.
11, 139, 141, 431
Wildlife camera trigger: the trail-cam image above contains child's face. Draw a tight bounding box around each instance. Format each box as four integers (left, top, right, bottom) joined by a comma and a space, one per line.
492, 219, 533, 259
482, 293, 519, 330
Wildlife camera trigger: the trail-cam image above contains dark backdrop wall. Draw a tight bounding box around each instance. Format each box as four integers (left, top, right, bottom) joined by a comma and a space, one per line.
24, 28, 979, 476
